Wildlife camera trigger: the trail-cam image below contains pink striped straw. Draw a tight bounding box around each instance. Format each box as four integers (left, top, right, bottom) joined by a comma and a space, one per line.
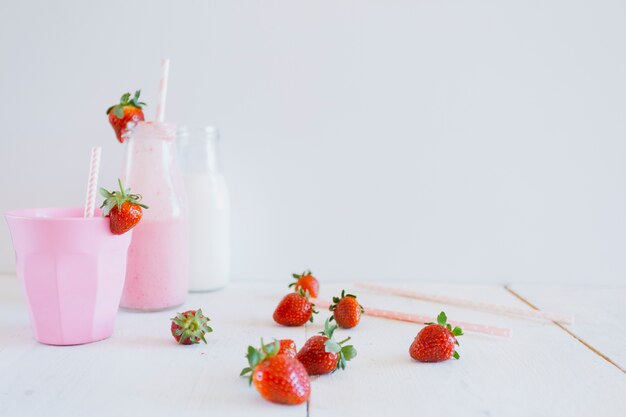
355, 282, 574, 325
83, 146, 102, 218
312, 298, 511, 338
155, 58, 170, 122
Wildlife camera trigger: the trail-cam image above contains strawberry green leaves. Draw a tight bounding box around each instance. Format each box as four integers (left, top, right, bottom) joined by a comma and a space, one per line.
292, 270, 312, 280
330, 289, 358, 308
338, 345, 357, 369
239, 348, 258, 378
320, 318, 358, 371
320, 316, 338, 339
323, 339, 341, 353
428, 311, 463, 337
170, 309, 213, 345
129, 90, 146, 108
288, 270, 312, 290
328, 289, 364, 328
106, 90, 147, 118
241, 339, 281, 384
288, 270, 319, 298
99, 179, 148, 216
437, 311, 447, 326
324, 338, 357, 370
429, 311, 463, 359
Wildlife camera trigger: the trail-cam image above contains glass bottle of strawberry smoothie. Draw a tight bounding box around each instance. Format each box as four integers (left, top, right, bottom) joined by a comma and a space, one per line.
120, 121, 189, 310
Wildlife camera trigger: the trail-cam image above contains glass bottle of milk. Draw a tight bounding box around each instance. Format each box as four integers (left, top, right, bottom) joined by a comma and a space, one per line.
178, 126, 231, 291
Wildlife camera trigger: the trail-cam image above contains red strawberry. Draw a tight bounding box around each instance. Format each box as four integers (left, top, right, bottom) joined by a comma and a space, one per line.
277, 339, 297, 358
329, 289, 364, 329
261, 339, 297, 358
296, 318, 357, 375
170, 309, 213, 345
273, 290, 317, 326
289, 270, 319, 298
99, 179, 148, 235
409, 311, 463, 362
240, 340, 310, 405
106, 90, 146, 143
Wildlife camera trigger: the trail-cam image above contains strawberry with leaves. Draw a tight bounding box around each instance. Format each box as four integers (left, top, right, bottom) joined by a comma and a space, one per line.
289, 270, 319, 298
106, 90, 146, 143
99, 179, 148, 235
240, 339, 310, 405
273, 289, 318, 326
170, 309, 213, 345
296, 318, 357, 375
272, 339, 298, 358
409, 311, 463, 362
329, 289, 364, 329
257, 339, 298, 358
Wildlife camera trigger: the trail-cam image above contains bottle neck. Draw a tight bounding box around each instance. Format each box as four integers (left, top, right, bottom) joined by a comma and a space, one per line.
178, 126, 222, 175
122, 122, 187, 218
129, 121, 177, 141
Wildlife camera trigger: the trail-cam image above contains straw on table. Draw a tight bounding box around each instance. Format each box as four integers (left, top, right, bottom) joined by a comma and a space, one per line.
312, 298, 511, 338
83, 146, 102, 218
355, 282, 574, 325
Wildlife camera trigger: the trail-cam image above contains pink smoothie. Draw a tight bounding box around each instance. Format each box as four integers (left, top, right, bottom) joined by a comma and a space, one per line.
120, 121, 189, 311
120, 218, 188, 310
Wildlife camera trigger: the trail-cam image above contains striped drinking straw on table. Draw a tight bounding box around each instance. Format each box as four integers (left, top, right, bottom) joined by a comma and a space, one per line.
355, 282, 574, 325
312, 298, 512, 338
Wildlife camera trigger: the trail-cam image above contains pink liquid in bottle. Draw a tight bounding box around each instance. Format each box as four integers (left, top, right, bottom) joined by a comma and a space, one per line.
121, 122, 189, 310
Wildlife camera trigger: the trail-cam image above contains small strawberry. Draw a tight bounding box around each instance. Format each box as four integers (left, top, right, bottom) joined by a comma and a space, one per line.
106, 90, 146, 143
260, 339, 297, 358
99, 179, 148, 235
409, 311, 463, 362
273, 289, 318, 326
170, 309, 213, 345
329, 289, 364, 329
276, 339, 297, 358
296, 318, 357, 375
289, 270, 319, 298
240, 339, 310, 405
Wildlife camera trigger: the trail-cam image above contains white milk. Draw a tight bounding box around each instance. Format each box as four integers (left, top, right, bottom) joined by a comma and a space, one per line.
183, 173, 231, 291
178, 125, 231, 292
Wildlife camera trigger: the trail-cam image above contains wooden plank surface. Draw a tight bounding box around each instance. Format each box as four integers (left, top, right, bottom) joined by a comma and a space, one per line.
0, 276, 625, 417
0, 276, 307, 417
508, 283, 626, 371
308, 282, 626, 417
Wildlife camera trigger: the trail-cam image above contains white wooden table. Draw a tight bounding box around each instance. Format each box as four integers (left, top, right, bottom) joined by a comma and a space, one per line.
0, 275, 624, 417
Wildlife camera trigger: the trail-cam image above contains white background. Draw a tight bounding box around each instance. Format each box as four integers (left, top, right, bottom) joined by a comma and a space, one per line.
1, 0, 625, 284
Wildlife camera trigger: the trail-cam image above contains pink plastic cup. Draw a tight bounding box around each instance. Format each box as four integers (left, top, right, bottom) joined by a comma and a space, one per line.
5, 207, 132, 345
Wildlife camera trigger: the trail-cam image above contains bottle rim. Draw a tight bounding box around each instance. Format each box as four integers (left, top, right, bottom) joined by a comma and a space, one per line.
177, 125, 219, 140
125, 121, 177, 141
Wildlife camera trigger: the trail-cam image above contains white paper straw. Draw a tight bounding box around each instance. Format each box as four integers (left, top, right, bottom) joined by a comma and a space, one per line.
83, 146, 102, 218
155, 58, 170, 122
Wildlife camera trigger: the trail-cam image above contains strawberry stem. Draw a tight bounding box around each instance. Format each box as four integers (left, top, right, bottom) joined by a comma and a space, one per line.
118, 178, 126, 198
337, 337, 351, 345
99, 179, 149, 215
